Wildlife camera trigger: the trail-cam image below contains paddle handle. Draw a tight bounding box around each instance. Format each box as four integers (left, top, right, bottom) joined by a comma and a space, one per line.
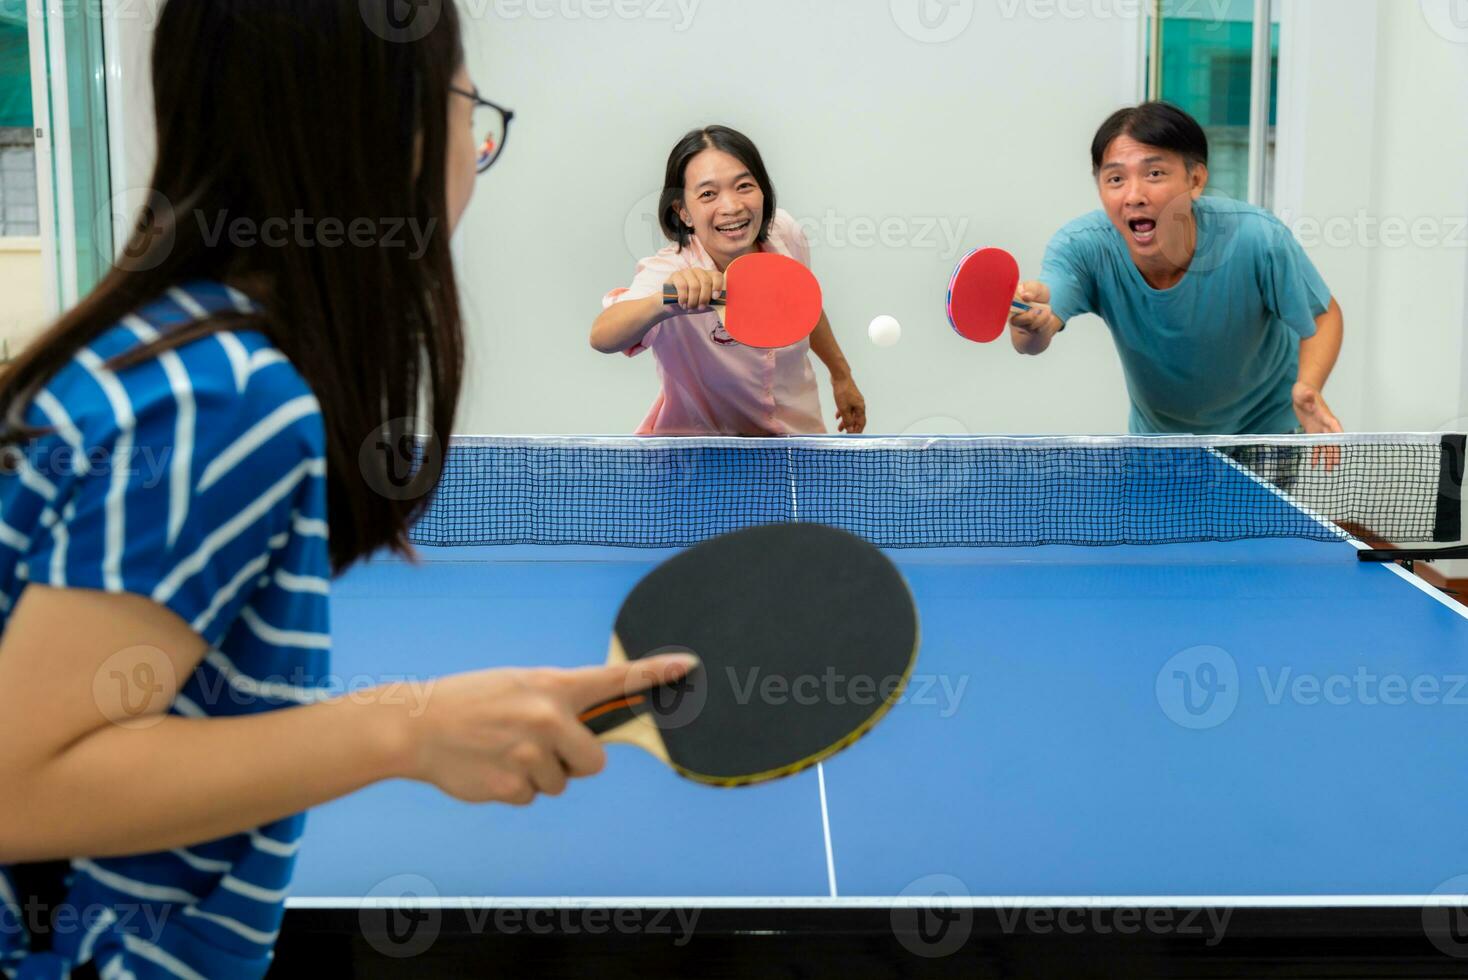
579, 639, 673, 765
662, 283, 726, 309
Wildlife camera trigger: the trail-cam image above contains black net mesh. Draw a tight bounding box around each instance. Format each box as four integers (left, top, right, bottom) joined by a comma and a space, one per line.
405, 435, 1465, 549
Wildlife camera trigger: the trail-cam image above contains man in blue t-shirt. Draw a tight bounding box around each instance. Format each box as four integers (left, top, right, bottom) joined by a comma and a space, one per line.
1010, 102, 1344, 436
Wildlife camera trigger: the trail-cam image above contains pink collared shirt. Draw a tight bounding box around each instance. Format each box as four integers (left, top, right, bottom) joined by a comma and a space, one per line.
602, 209, 825, 436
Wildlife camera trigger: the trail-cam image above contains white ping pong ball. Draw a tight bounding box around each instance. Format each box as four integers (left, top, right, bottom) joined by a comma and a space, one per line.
868, 315, 902, 347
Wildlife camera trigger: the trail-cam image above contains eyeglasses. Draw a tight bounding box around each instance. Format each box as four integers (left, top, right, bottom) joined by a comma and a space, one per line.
450, 86, 515, 173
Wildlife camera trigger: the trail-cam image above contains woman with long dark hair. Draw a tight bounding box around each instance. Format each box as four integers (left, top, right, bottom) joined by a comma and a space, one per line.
592, 125, 868, 436
0, 3, 692, 977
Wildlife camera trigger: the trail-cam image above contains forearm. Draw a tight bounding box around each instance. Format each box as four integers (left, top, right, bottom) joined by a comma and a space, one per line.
1010, 315, 1066, 356
808, 313, 851, 379
1008, 279, 1065, 356
2, 690, 415, 861
590, 296, 668, 354
1011, 328, 1053, 356
1298, 298, 1343, 390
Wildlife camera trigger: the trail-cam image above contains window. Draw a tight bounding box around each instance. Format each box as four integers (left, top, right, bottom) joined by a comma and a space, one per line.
1145, 0, 1281, 208
0, 0, 112, 352
0, 0, 36, 237
24, 0, 113, 303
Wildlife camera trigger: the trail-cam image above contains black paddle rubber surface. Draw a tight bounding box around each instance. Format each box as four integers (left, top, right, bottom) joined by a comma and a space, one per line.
612, 523, 919, 785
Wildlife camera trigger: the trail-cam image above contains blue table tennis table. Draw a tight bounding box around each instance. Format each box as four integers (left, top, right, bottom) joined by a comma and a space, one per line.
273, 436, 1468, 977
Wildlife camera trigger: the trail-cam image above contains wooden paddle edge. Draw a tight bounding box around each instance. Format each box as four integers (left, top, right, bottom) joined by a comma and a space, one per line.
587, 636, 672, 766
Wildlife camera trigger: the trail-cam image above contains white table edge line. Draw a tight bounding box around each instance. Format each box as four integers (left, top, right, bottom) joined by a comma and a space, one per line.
286, 895, 1464, 910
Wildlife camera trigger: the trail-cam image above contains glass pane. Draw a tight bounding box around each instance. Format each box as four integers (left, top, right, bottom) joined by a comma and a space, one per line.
0, 0, 30, 128
0, 129, 35, 237
0, 0, 36, 238
59, 1, 110, 290
1261, 0, 1282, 211
1155, 0, 1279, 204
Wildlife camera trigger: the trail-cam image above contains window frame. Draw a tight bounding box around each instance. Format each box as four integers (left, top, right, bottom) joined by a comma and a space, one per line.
1141, 0, 1282, 209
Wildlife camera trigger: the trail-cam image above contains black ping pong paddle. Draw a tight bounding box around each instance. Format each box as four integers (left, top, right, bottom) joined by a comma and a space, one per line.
578, 523, 920, 787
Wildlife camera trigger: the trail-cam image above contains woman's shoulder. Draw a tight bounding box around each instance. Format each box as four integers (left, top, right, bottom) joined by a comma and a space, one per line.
34, 281, 323, 455
764, 209, 811, 263
638, 240, 704, 272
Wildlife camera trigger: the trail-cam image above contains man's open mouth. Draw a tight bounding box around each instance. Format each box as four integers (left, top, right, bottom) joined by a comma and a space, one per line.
1128, 217, 1158, 244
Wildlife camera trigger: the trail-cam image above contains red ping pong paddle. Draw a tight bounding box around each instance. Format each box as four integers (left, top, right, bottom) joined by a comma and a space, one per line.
578, 523, 920, 787
662, 252, 824, 349
947, 247, 1032, 344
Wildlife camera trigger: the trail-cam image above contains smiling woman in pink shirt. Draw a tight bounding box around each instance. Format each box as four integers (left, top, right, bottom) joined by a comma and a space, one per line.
592, 126, 867, 436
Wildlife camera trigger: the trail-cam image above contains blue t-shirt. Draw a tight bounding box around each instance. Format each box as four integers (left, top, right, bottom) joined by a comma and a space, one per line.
1041, 196, 1333, 434
0, 281, 331, 980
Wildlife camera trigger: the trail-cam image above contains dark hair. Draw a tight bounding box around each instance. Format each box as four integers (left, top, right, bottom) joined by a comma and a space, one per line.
0, 0, 467, 574
657, 126, 777, 250
1090, 101, 1209, 175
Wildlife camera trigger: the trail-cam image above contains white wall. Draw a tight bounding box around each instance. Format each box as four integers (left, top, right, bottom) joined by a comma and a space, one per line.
1366, 0, 1468, 433
102, 0, 1467, 436
0, 239, 46, 346
455, 0, 1140, 434
1275, 0, 1468, 436
103, 0, 161, 220
1462, 238, 1468, 424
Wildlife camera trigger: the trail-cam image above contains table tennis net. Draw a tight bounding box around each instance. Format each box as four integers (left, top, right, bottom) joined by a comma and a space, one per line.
401, 434, 1465, 549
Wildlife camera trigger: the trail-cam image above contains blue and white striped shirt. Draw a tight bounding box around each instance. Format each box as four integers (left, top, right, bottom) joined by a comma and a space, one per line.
0, 281, 331, 980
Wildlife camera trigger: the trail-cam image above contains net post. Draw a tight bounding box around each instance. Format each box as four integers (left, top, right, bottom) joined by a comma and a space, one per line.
1434, 434, 1465, 543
